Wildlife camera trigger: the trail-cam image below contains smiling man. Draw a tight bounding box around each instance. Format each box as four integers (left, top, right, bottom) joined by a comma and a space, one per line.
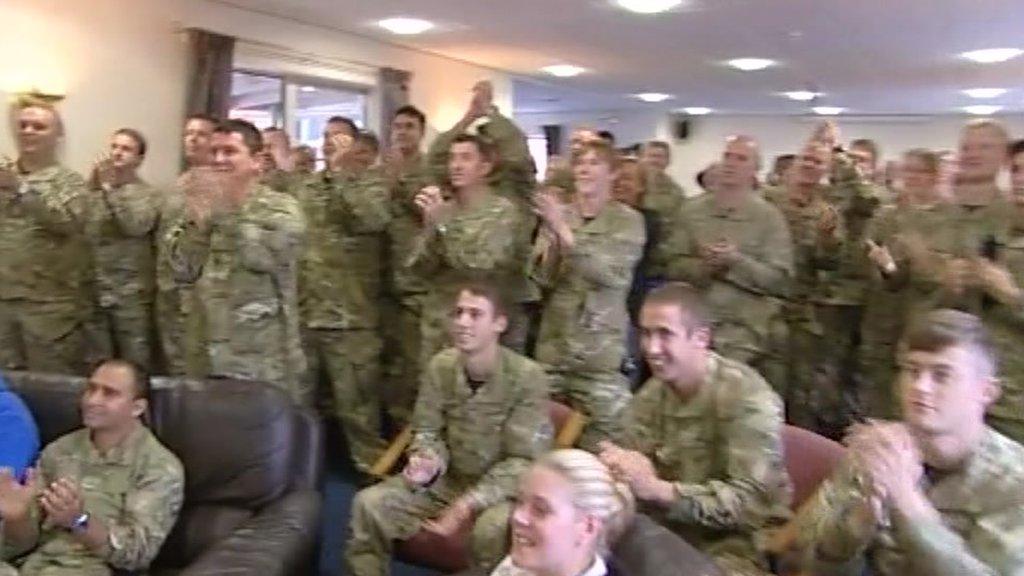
795, 309, 1024, 575
0, 359, 183, 576
164, 119, 308, 403
598, 282, 792, 576
346, 282, 551, 575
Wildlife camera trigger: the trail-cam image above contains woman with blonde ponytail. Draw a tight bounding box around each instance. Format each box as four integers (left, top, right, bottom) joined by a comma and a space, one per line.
492, 449, 635, 576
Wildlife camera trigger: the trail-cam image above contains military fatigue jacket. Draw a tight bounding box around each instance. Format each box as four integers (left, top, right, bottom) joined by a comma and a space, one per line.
88, 180, 160, 305
532, 201, 645, 373
385, 153, 433, 297
410, 346, 552, 509
624, 352, 792, 559
798, 428, 1024, 576
19, 425, 184, 575
982, 221, 1024, 444
299, 168, 391, 329
165, 184, 307, 393
0, 164, 90, 305
641, 168, 687, 278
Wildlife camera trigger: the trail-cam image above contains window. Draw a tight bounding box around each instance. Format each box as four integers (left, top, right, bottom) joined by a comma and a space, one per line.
230, 70, 368, 167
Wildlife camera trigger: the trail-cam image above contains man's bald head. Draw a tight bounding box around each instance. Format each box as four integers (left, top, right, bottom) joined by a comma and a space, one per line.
718, 135, 760, 191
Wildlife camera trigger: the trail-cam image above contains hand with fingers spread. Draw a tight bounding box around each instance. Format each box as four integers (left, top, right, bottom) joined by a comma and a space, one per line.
422, 496, 475, 537
974, 257, 1023, 304
597, 441, 673, 503
90, 152, 120, 190
327, 133, 355, 172
414, 185, 446, 228
0, 466, 37, 523
39, 476, 85, 529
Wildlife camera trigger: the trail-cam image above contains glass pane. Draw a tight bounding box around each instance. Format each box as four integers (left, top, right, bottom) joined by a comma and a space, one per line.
229, 71, 283, 129
292, 83, 367, 166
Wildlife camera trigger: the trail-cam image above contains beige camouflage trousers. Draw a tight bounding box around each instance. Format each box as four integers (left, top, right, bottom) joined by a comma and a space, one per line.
0, 299, 86, 375
547, 369, 631, 452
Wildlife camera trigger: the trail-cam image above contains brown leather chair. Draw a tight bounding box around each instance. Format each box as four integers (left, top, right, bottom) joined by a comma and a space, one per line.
4, 371, 323, 576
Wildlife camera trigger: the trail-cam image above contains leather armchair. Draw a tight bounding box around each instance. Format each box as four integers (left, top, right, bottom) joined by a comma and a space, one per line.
4, 372, 323, 576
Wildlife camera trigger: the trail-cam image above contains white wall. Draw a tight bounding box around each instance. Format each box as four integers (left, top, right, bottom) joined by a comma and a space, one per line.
0, 0, 511, 187
516, 110, 1024, 194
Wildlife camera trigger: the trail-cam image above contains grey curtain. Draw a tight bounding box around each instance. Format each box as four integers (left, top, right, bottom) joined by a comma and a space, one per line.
185, 28, 235, 120
379, 67, 412, 143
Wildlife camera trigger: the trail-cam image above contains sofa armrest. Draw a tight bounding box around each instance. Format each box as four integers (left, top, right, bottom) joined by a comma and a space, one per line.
176, 490, 321, 576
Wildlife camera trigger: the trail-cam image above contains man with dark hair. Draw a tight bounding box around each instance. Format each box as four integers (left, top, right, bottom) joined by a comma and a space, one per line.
165, 118, 308, 403
346, 282, 551, 575
259, 126, 296, 193
0, 99, 91, 374
85, 128, 160, 370
410, 131, 527, 365
600, 282, 791, 576
298, 123, 390, 471
766, 154, 795, 187
597, 130, 616, 146
0, 358, 183, 576
543, 125, 599, 202
795, 309, 1024, 575
639, 139, 687, 284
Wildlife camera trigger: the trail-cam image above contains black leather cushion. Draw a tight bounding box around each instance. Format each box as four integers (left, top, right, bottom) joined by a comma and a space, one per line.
156, 505, 253, 568
4, 371, 85, 444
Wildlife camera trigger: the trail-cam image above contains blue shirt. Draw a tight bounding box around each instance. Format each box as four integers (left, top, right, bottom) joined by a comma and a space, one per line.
0, 373, 40, 478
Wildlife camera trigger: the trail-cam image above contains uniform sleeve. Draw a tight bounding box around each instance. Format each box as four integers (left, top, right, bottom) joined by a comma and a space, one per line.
20, 171, 90, 236
566, 209, 645, 288
621, 381, 662, 452
426, 127, 461, 185
104, 453, 185, 570
405, 226, 443, 276
164, 213, 211, 284
661, 381, 791, 531
465, 364, 552, 509
662, 212, 713, 287
331, 171, 392, 234
482, 112, 535, 200
238, 197, 307, 273
832, 152, 880, 221
794, 460, 880, 571
100, 183, 161, 238
724, 209, 794, 298
409, 357, 451, 471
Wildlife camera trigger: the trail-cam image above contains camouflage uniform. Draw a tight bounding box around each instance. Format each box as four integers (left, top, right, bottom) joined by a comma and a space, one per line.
407, 192, 526, 366
85, 180, 160, 370
299, 168, 390, 471
663, 193, 793, 389
543, 163, 575, 203
795, 428, 1024, 576
640, 167, 687, 280
624, 352, 793, 576
382, 154, 433, 425
164, 184, 308, 404
0, 562, 14, 576
17, 425, 184, 576
346, 346, 552, 575
532, 201, 645, 451
982, 218, 1024, 444
0, 164, 91, 374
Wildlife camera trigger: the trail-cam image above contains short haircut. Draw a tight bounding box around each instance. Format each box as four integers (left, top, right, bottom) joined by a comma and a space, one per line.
326, 115, 359, 135
453, 279, 508, 319
574, 140, 620, 170
355, 131, 380, 153
185, 112, 218, 125
850, 138, 880, 163
215, 119, 263, 154
1009, 139, 1024, 160
114, 128, 148, 157
903, 148, 940, 174
393, 105, 426, 130
643, 140, 671, 160
450, 133, 496, 164
642, 282, 713, 334
899, 309, 997, 377
772, 153, 796, 173
16, 97, 64, 136
263, 126, 283, 134
962, 119, 1009, 144
90, 358, 151, 401
597, 130, 616, 146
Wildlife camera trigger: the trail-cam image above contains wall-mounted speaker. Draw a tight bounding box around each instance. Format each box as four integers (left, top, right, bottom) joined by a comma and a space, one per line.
669, 113, 690, 141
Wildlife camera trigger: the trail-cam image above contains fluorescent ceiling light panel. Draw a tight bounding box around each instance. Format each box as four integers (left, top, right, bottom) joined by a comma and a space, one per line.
727, 58, 776, 71
635, 92, 674, 102
962, 88, 1007, 99
812, 106, 845, 115
541, 64, 586, 77
377, 17, 434, 35
960, 48, 1022, 63
615, 0, 683, 14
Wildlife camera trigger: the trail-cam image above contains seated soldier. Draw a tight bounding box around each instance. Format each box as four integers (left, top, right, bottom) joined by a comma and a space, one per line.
346, 281, 553, 575
599, 283, 792, 576
0, 359, 184, 575
793, 309, 1024, 575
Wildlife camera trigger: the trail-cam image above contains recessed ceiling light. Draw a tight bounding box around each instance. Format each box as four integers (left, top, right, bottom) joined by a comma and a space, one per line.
615, 0, 683, 14
681, 107, 712, 115
963, 105, 1002, 115
541, 64, 586, 78
635, 92, 674, 103
300, 86, 316, 93
812, 106, 845, 116
727, 58, 776, 71
377, 17, 434, 35
962, 88, 1007, 99
783, 90, 819, 101
960, 48, 1023, 64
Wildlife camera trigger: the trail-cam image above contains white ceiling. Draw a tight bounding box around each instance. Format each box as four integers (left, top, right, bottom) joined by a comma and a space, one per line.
221, 0, 1024, 115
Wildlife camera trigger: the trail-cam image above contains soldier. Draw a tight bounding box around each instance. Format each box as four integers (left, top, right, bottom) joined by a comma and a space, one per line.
156, 112, 216, 375
532, 140, 645, 450
299, 130, 390, 472
84, 128, 160, 371
0, 358, 184, 576
793, 310, 1024, 575
259, 126, 297, 194
0, 99, 91, 374
543, 126, 599, 202
599, 283, 792, 576
164, 119, 308, 403
346, 282, 552, 575
381, 105, 433, 425
410, 133, 525, 365
663, 135, 793, 391
639, 140, 687, 283
766, 154, 795, 188
847, 138, 894, 205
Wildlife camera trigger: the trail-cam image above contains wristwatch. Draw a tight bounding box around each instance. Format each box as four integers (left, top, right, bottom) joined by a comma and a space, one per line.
69, 511, 90, 533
